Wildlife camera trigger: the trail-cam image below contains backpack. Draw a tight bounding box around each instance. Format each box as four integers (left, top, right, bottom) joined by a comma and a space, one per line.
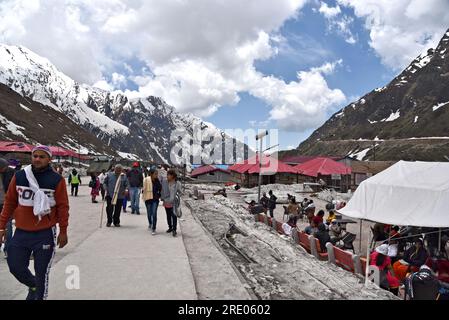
404, 269, 440, 300
89, 179, 96, 188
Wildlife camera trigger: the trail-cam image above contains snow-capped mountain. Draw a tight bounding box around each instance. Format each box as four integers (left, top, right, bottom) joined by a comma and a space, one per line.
291, 28, 449, 161
0, 44, 249, 164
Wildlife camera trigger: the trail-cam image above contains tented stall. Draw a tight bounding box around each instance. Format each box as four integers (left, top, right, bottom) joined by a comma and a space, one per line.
340, 161, 449, 228
339, 160, 449, 285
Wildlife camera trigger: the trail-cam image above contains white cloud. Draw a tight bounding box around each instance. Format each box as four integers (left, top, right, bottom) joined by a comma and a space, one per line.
318, 1, 357, 44
319, 2, 341, 18
264, 62, 346, 132
0, 0, 349, 133
338, 0, 449, 69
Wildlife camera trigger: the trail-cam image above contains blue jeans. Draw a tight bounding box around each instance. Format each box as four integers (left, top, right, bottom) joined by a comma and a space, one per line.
145, 200, 159, 230
129, 187, 141, 213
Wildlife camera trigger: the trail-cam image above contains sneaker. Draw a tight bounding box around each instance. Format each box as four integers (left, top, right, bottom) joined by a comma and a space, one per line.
166, 228, 173, 233
114, 224, 121, 227
152, 231, 156, 235
3, 251, 7, 259
136, 212, 140, 215
106, 223, 112, 227
172, 230, 177, 237
26, 287, 37, 300
131, 211, 135, 214
92, 200, 98, 203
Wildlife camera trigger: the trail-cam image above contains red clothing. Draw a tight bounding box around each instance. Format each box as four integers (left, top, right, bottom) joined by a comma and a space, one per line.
312, 216, 323, 225
426, 258, 449, 283
370, 252, 400, 288
0, 174, 69, 234
90, 177, 100, 196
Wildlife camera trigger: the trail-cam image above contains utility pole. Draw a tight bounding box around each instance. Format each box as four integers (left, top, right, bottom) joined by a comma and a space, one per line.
256, 130, 268, 203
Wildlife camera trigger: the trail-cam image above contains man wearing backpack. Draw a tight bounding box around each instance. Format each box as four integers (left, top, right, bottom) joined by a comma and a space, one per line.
404, 265, 440, 300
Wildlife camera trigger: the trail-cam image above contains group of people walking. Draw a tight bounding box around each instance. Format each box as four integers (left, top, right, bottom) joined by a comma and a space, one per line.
87, 163, 182, 237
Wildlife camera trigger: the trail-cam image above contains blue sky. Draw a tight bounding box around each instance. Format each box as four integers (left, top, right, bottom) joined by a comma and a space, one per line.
208, 1, 397, 150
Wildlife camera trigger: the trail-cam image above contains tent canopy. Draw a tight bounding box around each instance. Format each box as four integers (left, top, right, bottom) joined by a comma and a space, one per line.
229, 154, 296, 175
293, 157, 351, 177
339, 161, 449, 228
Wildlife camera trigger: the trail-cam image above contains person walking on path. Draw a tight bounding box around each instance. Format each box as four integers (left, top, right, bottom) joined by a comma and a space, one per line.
98, 169, 107, 201
68, 169, 81, 197
103, 165, 129, 227
0, 145, 69, 300
89, 173, 101, 203
0, 158, 15, 258
268, 190, 277, 218
161, 169, 182, 237
142, 167, 162, 235
127, 162, 143, 215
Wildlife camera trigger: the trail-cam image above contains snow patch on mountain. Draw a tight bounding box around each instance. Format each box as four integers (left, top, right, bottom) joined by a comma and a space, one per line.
381, 110, 400, 122
432, 101, 449, 111
0, 114, 28, 139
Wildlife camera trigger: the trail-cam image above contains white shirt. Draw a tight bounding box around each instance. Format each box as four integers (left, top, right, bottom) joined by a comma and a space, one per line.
282, 223, 293, 236
388, 244, 398, 257
98, 173, 106, 184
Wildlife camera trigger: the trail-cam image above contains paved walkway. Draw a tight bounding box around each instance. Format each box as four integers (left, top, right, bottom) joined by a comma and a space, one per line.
1, 184, 197, 300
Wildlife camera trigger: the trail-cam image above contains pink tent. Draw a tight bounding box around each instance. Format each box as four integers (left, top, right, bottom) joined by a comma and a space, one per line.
293, 157, 351, 177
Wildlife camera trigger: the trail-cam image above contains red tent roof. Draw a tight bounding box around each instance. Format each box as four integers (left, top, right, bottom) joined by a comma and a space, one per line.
0, 142, 87, 159
229, 154, 296, 174
281, 155, 344, 164
293, 157, 351, 177
191, 165, 230, 177
0, 141, 34, 153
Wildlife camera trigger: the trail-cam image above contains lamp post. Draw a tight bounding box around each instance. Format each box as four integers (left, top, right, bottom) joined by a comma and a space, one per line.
256, 130, 268, 203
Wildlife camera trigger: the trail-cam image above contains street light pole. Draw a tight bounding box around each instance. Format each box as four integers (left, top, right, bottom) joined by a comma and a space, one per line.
256, 130, 268, 204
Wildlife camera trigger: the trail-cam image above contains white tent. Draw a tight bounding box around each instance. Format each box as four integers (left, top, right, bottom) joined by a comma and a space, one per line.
339, 161, 449, 228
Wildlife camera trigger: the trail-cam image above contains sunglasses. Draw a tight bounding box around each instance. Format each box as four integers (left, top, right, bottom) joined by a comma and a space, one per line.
33, 154, 48, 159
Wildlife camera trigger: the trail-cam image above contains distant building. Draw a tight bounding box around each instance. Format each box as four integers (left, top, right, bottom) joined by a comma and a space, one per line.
293, 157, 352, 192
350, 161, 396, 190
190, 165, 231, 183
229, 154, 298, 187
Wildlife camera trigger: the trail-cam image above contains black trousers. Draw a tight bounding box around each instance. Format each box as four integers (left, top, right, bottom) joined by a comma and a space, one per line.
71, 184, 79, 196
165, 207, 177, 231
106, 196, 124, 226
100, 185, 105, 200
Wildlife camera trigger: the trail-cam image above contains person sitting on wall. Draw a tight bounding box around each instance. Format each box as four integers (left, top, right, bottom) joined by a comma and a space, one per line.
282, 214, 298, 236
329, 219, 345, 245
304, 220, 318, 236
393, 239, 429, 282
313, 223, 331, 252
326, 209, 337, 225
370, 244, 400, 295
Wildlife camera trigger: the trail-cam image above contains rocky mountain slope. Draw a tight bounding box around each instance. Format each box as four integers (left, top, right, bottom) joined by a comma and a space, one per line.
0, 44, 248, 163
294, 28, 449, 161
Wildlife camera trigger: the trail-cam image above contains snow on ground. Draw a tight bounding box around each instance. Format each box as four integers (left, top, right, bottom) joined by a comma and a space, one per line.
432, 101, 449, 111
0, 114, 28, 139
117, 151, 141, 160
316, 189, 353, 203
349, 147, 371, 161
185, 195, 396, 300
19, 103, 31, 112
381, 110, 400, 122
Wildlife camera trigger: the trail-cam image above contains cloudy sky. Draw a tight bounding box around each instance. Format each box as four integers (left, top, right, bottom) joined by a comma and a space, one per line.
1, 0, 449, 150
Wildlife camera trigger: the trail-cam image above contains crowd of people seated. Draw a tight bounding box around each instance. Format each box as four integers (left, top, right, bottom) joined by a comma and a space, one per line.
369, 225, 449, 300
250, 190, 449, 300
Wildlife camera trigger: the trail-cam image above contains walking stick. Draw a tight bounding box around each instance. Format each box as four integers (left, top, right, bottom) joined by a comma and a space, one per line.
99, 198, 106, 228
